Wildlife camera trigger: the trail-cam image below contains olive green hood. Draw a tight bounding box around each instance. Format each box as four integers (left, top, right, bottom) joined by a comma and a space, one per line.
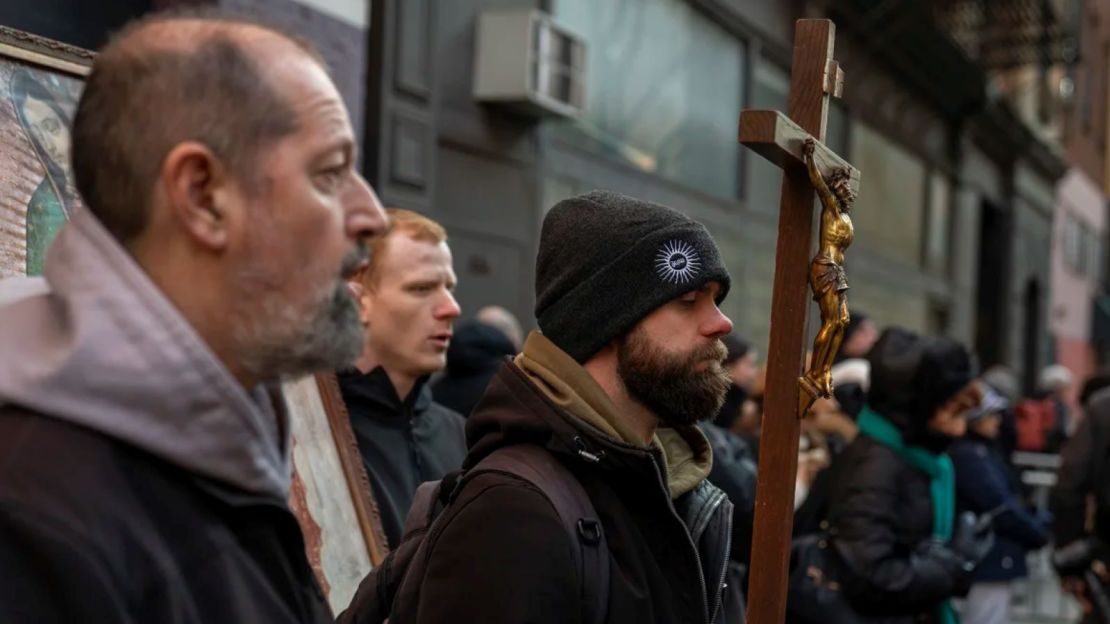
514, 331, 712, 498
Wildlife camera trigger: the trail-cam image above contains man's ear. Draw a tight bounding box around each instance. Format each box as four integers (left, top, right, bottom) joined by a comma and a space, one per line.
587, 340, 619, 365
348, 279, 372, 326
160, 141, 234, 252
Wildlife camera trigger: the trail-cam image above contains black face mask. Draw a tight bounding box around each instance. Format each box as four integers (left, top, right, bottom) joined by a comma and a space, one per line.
905, 422, 959, 454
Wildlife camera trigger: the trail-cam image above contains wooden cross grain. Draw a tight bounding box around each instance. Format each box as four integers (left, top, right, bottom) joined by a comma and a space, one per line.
738, 19, 860, 624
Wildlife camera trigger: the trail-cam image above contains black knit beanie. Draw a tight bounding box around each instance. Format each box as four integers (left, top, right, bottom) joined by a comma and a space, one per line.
535, 190, 731, 363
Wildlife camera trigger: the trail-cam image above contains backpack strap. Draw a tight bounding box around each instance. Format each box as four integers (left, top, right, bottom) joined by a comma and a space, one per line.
469, 444, 610, 624
402, 480, 442, 536
341, 476, 450, 624
401, 469, 463, 538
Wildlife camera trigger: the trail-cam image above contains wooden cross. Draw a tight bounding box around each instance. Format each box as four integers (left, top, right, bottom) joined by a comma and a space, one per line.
738, 19, 860, 624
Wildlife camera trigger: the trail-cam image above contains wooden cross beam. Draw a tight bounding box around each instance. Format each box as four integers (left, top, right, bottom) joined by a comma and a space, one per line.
739, 110, 860, 197
737, 19, 859, 624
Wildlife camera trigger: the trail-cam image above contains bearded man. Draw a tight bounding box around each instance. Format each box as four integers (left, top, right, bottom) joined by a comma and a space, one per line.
384, 190, 737, 624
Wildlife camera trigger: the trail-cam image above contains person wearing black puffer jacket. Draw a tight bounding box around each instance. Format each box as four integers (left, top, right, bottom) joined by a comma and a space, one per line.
825, 328, 992, 624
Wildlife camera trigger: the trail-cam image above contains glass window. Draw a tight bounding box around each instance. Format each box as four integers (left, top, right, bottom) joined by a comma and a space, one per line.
1086, 227, 1102, 281
849, 122, 927, 266
744, 61, 789, 212
1063, 213, 1083, 274
553, 0, 745, 198
924, 173, 951, 275
826, 101, 850, 160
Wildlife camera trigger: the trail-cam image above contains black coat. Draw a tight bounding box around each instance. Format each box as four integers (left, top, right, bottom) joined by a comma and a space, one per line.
700, 422, 757, 565
339, 367, 466, 548
827, 435, 966, 623
0, 406, 331, 624
1053, 390, 1110, 548
431, 321, 516, 416
391, 362, 734, 624
949, 434, 1048, 582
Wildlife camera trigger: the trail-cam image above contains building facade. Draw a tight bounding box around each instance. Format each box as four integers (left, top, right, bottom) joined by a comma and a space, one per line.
2, 0, 1079, 390
1053, 0, 1110, 412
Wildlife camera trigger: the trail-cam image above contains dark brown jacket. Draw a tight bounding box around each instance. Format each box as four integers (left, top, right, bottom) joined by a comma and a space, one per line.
391, 358, 734, 623
0, 407, 331, 624
0, 209, 330, 623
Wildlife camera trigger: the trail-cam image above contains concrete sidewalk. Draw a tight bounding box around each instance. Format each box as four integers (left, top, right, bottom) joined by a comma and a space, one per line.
1009, 548, 1082, 623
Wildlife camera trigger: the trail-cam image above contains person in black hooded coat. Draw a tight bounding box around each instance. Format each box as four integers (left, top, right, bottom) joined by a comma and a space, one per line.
432, 320, 517, 416
822, 328, 992, 623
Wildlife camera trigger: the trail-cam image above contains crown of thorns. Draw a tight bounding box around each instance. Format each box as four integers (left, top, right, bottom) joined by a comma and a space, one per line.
829, 168, 855, 206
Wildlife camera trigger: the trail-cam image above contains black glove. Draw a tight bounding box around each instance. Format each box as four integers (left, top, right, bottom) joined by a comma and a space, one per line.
917, 512, 995, 586
949, 511, 995, 568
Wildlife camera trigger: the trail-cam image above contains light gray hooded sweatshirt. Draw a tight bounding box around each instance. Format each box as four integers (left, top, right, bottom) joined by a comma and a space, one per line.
0, 208, 290, 501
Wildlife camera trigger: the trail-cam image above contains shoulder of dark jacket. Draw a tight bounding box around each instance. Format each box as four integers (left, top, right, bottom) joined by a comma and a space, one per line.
425, 469, 576, 562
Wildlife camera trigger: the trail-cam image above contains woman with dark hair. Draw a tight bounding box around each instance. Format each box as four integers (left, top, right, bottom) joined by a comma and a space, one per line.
11, 68, 80, 275
824, 327, 993, 623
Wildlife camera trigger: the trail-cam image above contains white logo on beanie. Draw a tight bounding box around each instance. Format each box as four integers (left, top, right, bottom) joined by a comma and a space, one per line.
655, 240, 701, 284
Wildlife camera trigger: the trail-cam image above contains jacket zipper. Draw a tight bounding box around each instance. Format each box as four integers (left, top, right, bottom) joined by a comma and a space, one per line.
648, 456, 711, 624
709, 495, 732, 623
403, 401, 423, 478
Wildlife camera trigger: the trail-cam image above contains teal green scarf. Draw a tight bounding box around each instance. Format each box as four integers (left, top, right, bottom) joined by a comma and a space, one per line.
857, 406, 958, 624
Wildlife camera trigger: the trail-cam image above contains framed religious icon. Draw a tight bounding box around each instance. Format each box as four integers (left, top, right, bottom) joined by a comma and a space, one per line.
0, 26, 389, 614
0, 26, 92, 278
283, 373, 390, 613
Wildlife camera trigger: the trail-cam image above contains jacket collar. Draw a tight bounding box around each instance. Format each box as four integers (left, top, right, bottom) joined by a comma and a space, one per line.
514, 331, 643, 445
469, 333, 712, 499
466, 361, 658, 476
337, 366, 432, 418
513, 331, 712, 498
0, 209, 290, 503
467, 358, 731, 622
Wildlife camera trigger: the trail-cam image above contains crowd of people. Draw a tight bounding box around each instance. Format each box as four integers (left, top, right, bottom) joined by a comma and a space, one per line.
3, 9, 1110, 624
722, 320, 1106, 624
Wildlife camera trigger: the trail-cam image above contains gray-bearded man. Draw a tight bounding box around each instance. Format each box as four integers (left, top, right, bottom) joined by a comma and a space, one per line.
0, 11, 387, 623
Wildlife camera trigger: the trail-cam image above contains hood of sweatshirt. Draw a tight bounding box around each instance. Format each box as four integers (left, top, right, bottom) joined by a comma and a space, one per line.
0, 209, 290, 502
444, 321, 516, 376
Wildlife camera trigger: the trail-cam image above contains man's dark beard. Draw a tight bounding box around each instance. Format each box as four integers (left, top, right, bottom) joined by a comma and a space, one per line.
616, 326, 731, 427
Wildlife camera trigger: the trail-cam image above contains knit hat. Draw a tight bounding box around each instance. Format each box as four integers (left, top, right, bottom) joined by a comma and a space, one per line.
721, 334, 750, 366
535, 190, 731, 363
867, 327, 976, 432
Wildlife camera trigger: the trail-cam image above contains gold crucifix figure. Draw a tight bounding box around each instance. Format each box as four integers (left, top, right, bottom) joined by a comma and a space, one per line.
798, 137, 856, 411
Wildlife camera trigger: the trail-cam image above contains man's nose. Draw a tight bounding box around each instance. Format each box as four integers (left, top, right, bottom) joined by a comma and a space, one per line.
437, 291, 462, 321
703, 306, 733, 339
345, 173, 389, 241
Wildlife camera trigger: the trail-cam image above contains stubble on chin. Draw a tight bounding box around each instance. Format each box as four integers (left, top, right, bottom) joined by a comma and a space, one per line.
235, 275, 365, 382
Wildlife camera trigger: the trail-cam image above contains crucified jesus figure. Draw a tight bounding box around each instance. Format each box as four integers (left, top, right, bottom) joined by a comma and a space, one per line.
799, 137, 856, 402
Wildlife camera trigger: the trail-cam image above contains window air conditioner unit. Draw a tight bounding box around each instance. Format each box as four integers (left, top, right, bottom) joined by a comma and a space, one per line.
472, 9, 586, 119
